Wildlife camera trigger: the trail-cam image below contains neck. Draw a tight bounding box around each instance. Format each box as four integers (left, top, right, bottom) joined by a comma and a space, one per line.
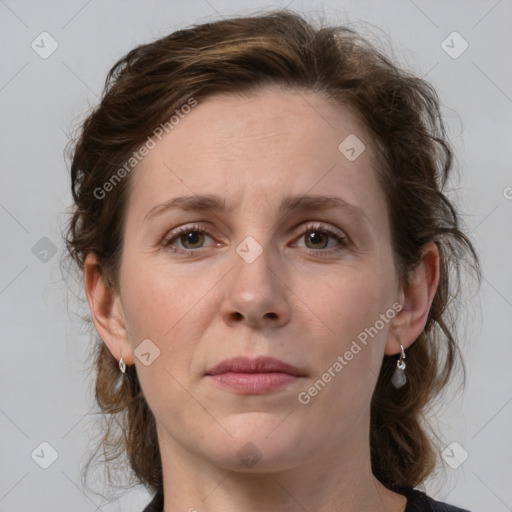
156, 414, 407, 512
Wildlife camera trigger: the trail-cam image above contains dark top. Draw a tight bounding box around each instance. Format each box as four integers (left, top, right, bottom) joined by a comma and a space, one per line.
142, 486, 471, 511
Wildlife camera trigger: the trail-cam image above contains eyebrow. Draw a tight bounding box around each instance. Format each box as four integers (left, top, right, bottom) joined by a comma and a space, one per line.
279, 194, 366, 219
144, 193, 368, 223
144, 194, 230, 222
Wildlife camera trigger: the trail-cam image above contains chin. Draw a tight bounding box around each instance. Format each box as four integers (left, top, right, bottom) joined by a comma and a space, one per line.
210, 446, 302, 474
202, 419, 304, 472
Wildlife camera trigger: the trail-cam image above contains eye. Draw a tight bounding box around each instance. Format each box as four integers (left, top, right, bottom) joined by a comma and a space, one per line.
178, 231, 206, 249
163, 224, 216, 254
303, 230, 331, 249
293, 223, 347, 252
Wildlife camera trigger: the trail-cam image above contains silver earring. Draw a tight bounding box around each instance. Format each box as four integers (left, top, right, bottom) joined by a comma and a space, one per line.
391, 344, 406, 388
119, 357, 126, 374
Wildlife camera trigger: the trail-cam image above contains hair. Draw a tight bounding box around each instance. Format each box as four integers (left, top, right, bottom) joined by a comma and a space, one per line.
64, 9, 479, 496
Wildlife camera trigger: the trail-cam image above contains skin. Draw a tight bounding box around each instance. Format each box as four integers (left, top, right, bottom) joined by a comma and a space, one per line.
84, 86, 439, 512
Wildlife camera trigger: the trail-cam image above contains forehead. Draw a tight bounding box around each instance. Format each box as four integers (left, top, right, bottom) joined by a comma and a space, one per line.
126, 87, 387, 225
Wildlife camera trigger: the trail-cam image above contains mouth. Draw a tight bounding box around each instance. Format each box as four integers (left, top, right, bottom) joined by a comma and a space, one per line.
205, 356, 305, 394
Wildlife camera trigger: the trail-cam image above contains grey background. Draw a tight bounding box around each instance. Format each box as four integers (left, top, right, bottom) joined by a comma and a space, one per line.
1, 0, 511, 510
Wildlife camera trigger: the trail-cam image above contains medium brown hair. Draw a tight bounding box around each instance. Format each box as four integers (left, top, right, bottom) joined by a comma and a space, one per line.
64, 10, 479, 495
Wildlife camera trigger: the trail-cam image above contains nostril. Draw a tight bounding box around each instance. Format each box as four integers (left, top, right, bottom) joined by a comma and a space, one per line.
229, 311, 278, 322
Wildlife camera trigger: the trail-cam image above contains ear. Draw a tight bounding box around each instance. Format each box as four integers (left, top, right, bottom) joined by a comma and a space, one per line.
384, 241, 440, 356
84, 252, 134, 366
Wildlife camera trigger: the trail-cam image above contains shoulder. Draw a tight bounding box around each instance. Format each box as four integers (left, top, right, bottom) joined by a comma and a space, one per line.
141, 489, 164, 512
400, 487, 472, 512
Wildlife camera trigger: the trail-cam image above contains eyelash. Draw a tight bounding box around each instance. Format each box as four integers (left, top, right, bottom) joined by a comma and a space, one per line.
162, 223, 348, 256
293, 223, 348, 254
162, 224, 216, 256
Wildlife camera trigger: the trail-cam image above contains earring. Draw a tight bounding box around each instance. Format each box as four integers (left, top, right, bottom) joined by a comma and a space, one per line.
391, 344, 407, 388
119, 357, 126, 374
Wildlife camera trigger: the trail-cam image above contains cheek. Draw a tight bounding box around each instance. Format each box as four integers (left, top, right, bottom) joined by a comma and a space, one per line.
118, 257, 219, 414
301, 264, 391, 339
119, 254, 222, 352
294, 260, 396, 391
293, 270, 393, 424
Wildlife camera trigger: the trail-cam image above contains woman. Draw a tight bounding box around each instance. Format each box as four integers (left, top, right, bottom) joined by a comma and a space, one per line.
65, 10, 478, 512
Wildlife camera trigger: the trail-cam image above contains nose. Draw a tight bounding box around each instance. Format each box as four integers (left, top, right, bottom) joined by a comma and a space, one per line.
220, 245, 291, 329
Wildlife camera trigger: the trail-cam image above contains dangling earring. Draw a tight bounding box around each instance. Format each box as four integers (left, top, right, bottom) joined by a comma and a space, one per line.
119, 357, 126, 374
391, 344, 407, 388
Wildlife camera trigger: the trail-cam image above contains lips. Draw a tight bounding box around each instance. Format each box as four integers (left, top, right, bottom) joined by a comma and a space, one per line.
206, 356, 304, 377
205, 356, 305, 394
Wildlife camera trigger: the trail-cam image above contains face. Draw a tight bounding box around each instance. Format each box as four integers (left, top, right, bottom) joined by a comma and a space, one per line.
115, 87, 401, 472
